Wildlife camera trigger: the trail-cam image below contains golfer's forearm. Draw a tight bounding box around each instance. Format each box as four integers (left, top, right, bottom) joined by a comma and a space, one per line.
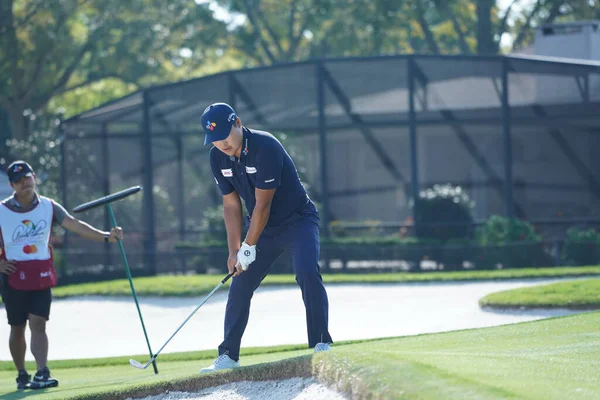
223, 204, 243, 254
244, 203, 270, 246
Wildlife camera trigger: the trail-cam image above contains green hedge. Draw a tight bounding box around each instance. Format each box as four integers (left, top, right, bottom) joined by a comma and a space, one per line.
562, 228, 600, 266
174, 216, 597, 272
175, 237, 553, 272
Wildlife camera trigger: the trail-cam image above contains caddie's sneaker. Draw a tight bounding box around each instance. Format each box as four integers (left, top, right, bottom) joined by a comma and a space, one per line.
29, 367, 59, 390
16, 370, 31, 390
314, 342, 331, 353
200, 354, 240, 373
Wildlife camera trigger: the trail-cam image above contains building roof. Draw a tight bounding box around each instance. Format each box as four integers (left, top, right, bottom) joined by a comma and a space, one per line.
61, 54, 600, 137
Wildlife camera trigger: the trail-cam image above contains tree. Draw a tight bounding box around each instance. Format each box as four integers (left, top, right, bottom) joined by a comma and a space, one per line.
214, 0, 428, 64
476, 0, 496, 54
0, 0, 228, 139
217, 0, 600, 63
3, 0, 597, 143
404, 1, 600, 55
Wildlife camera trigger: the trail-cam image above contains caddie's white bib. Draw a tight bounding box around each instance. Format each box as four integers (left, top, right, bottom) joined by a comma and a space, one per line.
0, 196, 52, 261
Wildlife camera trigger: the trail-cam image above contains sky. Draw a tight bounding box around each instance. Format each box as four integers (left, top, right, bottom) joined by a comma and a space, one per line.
497, 0, 541, 48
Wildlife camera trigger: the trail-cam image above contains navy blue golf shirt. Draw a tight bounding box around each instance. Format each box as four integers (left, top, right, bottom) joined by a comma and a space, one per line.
210, 127, 315, 229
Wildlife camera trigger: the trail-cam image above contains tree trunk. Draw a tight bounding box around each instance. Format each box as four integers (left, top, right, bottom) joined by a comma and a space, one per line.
5, 101, 27, 140
476, 0, 495, 54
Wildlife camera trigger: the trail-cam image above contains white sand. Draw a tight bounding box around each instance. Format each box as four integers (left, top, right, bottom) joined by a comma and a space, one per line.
125, 378, 347, 400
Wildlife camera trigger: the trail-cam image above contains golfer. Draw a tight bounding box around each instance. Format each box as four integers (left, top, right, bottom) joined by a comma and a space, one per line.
0, 161, 123, 390
199, 103, 333, 373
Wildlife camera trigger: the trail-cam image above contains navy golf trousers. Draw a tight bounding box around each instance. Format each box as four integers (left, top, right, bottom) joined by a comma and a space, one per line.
218, 214, 333, 361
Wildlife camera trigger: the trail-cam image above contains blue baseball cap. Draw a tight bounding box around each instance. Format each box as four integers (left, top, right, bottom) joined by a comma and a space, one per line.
7, 160, 34, 183
201, 103, 238, 145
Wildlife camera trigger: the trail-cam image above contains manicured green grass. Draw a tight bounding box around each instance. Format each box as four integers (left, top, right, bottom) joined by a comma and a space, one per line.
8, 265, 600, 303
480, 278, 600, 309
0, 312, 598, 399
0, 343, 342, 372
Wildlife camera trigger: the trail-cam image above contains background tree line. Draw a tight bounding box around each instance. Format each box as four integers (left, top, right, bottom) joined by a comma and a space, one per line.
1, 0, 599, 142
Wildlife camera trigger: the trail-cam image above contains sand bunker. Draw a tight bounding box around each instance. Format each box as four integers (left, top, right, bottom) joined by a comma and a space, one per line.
126, 377, 347, 400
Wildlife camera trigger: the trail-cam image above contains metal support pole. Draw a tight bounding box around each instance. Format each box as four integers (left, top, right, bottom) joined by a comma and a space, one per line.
317, 62, 330, 237
58, 122, 69, 257
142, 91, 157, 275
322, 67, 406, 185
228, 72, 237, 110
230, 73, 267, 125
408, 57, 420, 233
101, 123, 112, 268
502, 58, 514, 219
176, 132, 185, 241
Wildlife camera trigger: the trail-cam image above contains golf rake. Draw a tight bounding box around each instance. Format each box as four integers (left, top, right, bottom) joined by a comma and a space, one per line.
129, 272, 234, 369
73, 186, 162, 373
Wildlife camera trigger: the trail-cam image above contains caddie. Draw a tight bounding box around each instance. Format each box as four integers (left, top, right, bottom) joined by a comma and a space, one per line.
0, 160, 123, 390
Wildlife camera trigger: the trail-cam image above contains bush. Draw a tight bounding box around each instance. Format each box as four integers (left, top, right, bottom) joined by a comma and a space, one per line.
200, 205, 227, 242
51, 247, 65, 275
476, 215, 541, 244
414, 184, 474, 242
562, 227, 600, 266
475, 215, 549, 268
175, 215, 560, 272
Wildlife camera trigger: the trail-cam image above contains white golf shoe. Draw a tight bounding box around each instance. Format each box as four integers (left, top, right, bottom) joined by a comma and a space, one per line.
314, 343, 331, 353
199, 354, 240, 373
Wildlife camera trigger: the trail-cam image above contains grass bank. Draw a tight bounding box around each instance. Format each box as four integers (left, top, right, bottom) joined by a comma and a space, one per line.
0, 312, 598, 399
480, 278, 600, 310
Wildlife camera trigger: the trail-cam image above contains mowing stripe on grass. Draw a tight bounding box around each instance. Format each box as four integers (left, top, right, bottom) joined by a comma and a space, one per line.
0, 312, 596, 399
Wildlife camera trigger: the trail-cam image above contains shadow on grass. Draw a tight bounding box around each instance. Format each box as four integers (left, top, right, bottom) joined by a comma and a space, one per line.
0, 387, 60, 400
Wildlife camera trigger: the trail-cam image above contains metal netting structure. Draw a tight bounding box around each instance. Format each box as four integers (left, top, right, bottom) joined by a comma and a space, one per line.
60, 54, 600, 276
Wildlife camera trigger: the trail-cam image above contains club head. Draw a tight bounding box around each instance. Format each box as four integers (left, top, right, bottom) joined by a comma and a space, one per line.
129, 359, 147, 369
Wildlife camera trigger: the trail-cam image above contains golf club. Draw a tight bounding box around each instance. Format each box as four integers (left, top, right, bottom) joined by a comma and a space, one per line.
129, 272, 234, 369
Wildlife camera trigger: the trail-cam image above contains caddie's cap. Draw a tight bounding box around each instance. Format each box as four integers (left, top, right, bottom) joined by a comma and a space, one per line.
7, 160, 34, 183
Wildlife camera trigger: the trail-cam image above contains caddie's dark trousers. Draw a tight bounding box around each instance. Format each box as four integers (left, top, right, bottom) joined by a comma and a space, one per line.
218, 214, 332, 361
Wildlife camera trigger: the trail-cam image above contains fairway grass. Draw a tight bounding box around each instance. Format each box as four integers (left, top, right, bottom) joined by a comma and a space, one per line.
480, 278, 600, 309
15, 265, 600, 302
0, 311, 598, 399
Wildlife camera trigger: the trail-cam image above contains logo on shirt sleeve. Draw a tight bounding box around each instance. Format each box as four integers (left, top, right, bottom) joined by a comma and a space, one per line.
245, 166, 257, 174
265, 178, 275, 183
221, 168, 233, 177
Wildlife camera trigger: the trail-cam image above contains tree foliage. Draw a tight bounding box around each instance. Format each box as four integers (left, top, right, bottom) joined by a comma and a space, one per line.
0, 0, 228, 139
2, 0, 598, 142
215, 0, 600, 65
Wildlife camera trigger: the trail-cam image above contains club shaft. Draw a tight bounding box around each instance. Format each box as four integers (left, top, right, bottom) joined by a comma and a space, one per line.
152, 275, 232, 358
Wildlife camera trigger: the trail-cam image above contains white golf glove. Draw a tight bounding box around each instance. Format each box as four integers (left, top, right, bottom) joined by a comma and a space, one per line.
236, 242, 256, 271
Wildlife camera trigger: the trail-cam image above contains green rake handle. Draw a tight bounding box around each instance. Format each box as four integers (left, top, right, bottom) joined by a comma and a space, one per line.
107, 204, 158, 375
